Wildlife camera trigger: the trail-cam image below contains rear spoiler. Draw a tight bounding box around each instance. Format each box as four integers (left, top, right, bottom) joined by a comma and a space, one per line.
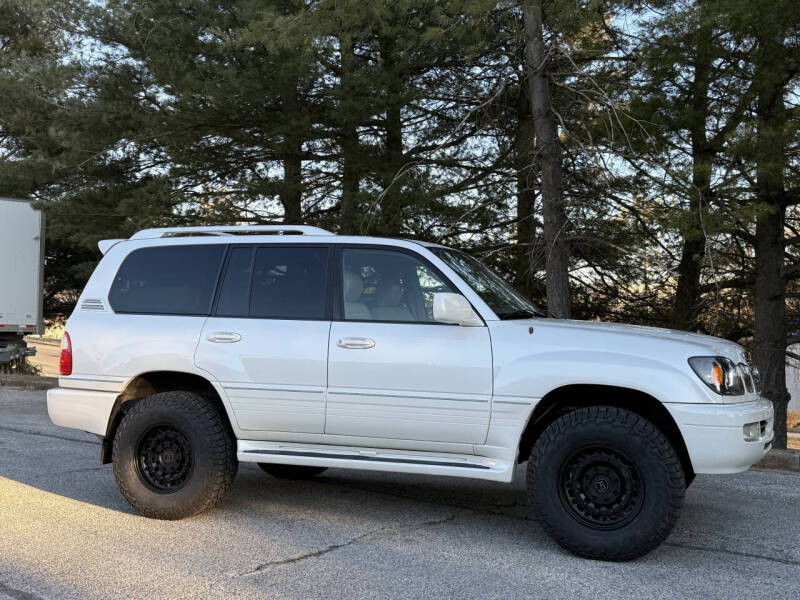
98, 239, 125, 255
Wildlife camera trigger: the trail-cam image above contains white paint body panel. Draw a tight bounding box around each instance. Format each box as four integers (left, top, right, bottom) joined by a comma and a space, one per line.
47, 387, 117, 436
666, 399, 774, 473
195, 317, 330, 433
46, 232, 773, 481
488, 319, 755, 405
327, 321, 492, 443
67, 312, 206, 386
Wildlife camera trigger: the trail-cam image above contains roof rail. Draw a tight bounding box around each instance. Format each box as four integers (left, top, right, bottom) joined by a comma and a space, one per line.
129, 224, 334, 240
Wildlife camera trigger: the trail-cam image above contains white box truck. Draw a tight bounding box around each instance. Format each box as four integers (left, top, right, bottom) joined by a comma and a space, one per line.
0, 197, 45, 365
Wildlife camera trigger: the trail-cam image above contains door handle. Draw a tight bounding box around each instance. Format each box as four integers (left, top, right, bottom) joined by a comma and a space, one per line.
207, 331, 242, 343
337, 337, 375, 349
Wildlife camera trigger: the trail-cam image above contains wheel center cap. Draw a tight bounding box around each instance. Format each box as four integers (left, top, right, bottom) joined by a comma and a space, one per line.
160, 450, 178, 466
594, 477, 610, 494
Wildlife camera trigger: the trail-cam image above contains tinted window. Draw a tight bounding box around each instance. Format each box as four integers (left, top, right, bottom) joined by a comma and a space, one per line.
216, 247, 254, 317
109, 245, 224, 315
248, 246, 328, 319
342, 249, 453, 322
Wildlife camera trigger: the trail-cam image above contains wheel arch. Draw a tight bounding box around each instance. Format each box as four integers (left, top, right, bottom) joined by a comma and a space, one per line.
517, 384, 695, 485
101, 370, 234, 464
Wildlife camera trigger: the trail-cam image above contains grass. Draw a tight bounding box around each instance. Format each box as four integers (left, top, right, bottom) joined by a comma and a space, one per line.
787, 410, 800, 450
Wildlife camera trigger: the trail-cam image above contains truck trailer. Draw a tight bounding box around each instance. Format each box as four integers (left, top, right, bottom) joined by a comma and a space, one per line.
0, 198, 44, 366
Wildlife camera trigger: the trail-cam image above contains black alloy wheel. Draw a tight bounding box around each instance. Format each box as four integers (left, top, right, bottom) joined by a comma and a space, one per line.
135, 425, 195, 493
557, 446, 644, 530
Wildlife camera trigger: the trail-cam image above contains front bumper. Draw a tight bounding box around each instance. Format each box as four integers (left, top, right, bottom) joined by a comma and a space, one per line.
667, 399, 774, 474
47, 387, 117, 436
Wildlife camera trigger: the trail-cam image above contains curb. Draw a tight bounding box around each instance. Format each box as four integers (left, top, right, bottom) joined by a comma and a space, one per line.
0, 375, 59, 390
25, 337, 62, 347
754, 449, 800, 473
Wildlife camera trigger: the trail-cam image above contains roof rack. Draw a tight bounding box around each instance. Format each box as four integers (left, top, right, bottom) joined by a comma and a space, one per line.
98, 225, 335, 255
129, 224, 334, 240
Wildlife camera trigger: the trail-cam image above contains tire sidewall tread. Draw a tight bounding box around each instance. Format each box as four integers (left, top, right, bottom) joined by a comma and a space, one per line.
527, 406, 685, 561
112, 390, 237, 520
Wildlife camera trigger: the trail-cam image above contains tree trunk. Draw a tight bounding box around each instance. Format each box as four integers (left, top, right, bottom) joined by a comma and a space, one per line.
753, 12, 790, 449
379, 100, 404, 235
280, 138, 303, 224
279, 77, 303, 224
515, 95, 538, 300
671, 3, 714, 331
340, 126, 360, 235
338, 33, 360, 235
523, 0, 570, 318
378, 35, 405, 236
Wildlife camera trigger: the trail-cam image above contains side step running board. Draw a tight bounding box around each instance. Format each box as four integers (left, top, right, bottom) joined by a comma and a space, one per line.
237, 441, 514, 483
244, 448, 490, 469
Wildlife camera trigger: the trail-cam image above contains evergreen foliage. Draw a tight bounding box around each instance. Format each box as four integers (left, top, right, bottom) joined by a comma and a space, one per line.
1, 0, 799, 444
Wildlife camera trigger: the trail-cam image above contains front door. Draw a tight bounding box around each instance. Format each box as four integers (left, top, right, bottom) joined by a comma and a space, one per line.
326, 247, 492, 444
195, 244, 331, 434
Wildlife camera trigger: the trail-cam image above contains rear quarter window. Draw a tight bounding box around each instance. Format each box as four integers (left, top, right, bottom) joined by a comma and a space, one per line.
109, 245, 225, 315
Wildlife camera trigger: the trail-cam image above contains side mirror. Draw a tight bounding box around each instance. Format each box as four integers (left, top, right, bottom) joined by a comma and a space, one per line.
432, 292, 483, 327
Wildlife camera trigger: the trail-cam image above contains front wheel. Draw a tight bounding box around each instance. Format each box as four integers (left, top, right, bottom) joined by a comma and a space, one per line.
527, 406, 685, 561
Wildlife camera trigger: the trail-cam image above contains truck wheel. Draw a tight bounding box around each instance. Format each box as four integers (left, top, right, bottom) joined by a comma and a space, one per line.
258, 463, 328, 479
527, 406, 685, 561
112, 391, 237, 520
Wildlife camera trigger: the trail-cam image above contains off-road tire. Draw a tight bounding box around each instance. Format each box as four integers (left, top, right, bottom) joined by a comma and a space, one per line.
527, 406, 685, 561
258, 463, 328, 480
112, 390, 238, 519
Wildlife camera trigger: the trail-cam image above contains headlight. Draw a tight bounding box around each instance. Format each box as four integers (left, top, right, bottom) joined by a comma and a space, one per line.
688, 356, 745, 395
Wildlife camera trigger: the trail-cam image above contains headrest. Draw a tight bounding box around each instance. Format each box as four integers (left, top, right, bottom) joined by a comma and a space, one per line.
375, 281, 403, 306
343, 270, 364, 302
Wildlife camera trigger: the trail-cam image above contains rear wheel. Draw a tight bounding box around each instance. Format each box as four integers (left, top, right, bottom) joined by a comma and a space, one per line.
112, 391, 237, 519
258, 463, 328, 480
527, 406, 685, 561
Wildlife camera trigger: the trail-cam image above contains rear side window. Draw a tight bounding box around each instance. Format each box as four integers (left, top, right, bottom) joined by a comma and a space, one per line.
215, 246, 329, 320
109, 245, 225, 315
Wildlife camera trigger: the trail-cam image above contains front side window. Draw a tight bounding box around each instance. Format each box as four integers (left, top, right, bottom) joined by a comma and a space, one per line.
430, 247, 544, 319
215, 245, 329, 320
342, 248, 453, 322
109, 244, 225, 315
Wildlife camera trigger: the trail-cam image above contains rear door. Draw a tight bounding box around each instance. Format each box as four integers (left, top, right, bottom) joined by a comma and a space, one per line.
195, 244, 332, 434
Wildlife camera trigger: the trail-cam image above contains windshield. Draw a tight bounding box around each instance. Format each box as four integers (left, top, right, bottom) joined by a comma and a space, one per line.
430, 247, 546, 319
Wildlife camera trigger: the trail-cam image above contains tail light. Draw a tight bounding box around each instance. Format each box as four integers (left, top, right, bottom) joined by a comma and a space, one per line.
59, 332, 72, 376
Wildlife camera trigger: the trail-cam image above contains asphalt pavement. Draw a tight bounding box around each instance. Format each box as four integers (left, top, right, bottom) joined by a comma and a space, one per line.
1, 387, 799, 600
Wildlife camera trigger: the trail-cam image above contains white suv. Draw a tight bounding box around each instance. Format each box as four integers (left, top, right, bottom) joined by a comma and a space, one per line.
48, 225, 773, 560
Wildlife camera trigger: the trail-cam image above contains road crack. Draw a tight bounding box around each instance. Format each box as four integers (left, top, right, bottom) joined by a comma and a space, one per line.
0, 580, 48, 600
323, 480, 537, 522
664, 541, 800, 566
239, 512, 458, 577
0, 426, 98, 446
61, 465, 108, 474
240, 526, 387, 575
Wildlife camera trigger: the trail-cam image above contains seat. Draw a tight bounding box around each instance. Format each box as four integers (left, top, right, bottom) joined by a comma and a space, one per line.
343, 270, 372, 320
371, 281, 414, 321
